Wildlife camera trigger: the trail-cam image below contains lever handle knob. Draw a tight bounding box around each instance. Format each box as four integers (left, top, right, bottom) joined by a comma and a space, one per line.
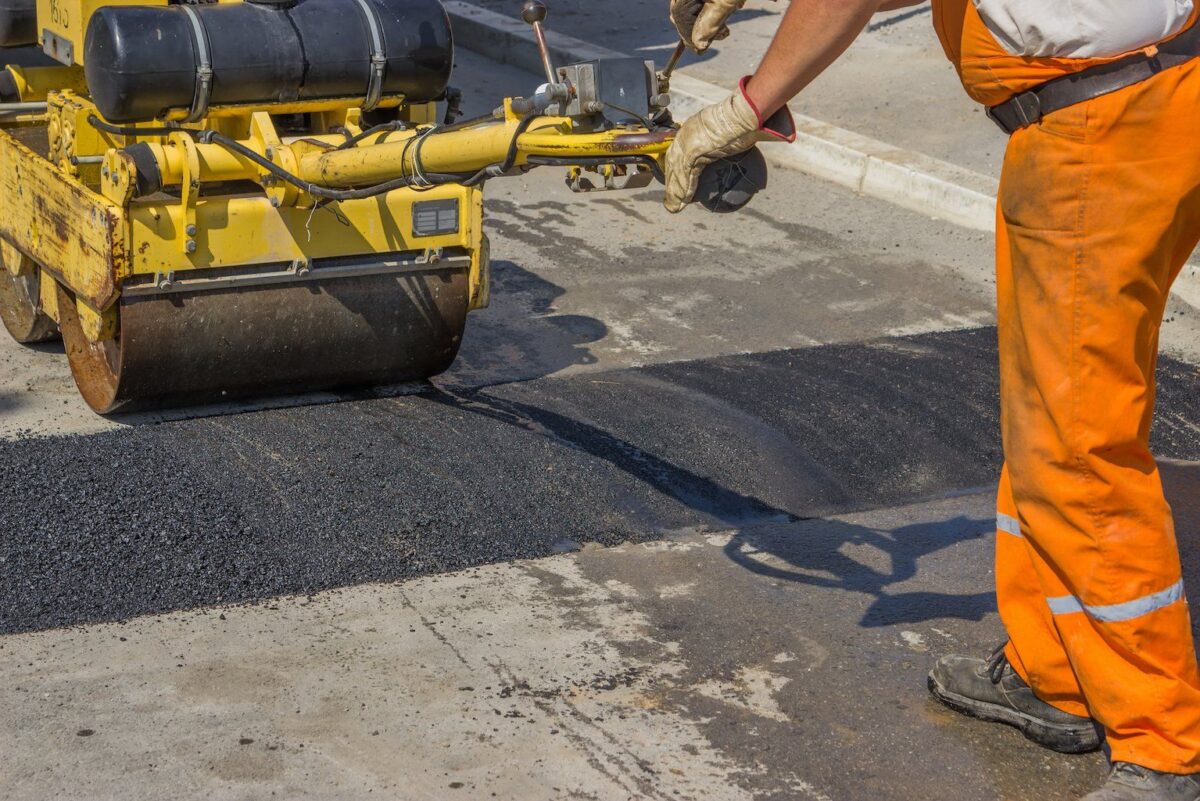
521, 0, 547, 24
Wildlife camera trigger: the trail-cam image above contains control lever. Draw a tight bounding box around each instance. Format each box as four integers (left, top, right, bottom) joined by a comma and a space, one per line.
659, 41, 687, 89
521, 1, 559, 87
517, 0, 571, 111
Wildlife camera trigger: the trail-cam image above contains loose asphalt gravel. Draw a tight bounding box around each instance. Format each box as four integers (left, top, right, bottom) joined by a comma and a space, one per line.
2, 327, 1198, 634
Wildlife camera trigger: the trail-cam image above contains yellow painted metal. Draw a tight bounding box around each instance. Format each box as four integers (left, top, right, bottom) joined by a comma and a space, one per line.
465, 190, 487, 310
140, 116, 671, 193
0, 238, 24, 277
37, 0, 156, 65
47, 91, 122, 183
296, 117, 669, 188
37, 267, 59, 321
159, 95, 407, 122
145, 140, 259, 186
0, 127, 126, 312
3, 65, 87, 102
74, 297, 115, 340
128, 183, 481, 274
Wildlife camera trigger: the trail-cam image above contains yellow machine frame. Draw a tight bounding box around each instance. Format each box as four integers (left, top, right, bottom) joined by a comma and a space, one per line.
0, 87, 670, 343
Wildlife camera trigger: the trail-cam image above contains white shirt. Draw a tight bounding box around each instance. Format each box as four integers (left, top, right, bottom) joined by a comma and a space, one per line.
973, 0, 1193, 58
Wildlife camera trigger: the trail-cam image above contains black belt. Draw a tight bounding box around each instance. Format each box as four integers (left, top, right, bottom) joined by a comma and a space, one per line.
987, 22, 1200, 135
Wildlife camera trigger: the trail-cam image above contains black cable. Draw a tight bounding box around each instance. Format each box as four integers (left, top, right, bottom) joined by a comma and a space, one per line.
600, 101, 654, 130
336, 112, 496, 150
335, 120, 404, 150
87, 117, 178, 137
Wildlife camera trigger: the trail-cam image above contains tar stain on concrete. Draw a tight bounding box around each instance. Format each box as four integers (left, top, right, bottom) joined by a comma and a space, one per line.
2, 327, 1198, 633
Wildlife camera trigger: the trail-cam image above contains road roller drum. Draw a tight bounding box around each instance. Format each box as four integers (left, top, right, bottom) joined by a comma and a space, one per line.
58, 265, 470, 413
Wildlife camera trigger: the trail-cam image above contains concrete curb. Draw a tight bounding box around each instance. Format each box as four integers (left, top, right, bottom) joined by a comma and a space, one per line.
445, 0, 1200, 308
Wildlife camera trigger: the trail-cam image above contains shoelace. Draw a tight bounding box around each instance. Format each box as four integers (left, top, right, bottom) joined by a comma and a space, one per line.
985, 643, 1010, 685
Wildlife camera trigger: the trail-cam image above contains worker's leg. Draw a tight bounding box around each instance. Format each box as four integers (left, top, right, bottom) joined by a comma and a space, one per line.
994, 463, 1088, 717
995, 59, 1200, 772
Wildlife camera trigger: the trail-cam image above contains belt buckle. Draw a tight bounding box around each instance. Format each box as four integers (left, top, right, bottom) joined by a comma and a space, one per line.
987, 91, 1042, 135
985, 105, 1013, 134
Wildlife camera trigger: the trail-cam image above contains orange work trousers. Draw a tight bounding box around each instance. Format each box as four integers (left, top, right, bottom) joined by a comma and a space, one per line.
994, 57, 1200, 772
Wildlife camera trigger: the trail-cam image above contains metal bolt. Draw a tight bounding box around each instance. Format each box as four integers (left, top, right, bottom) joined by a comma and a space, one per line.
101, 165, 109, 179
185, 239, 197, 253
270, 197, 281, 208
265, 147, 276, 159
185, 224, 197, 236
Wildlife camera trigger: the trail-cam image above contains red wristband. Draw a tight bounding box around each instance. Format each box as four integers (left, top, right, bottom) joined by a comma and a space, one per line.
738, 75, 797, 143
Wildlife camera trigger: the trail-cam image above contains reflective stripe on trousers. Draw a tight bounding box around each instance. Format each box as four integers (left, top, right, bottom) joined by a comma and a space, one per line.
1046, 580, 1187, 623
996, 513, 1188, 623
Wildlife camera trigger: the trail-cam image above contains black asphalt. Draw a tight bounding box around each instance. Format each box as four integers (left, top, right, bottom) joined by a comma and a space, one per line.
3, 326, 1198, 633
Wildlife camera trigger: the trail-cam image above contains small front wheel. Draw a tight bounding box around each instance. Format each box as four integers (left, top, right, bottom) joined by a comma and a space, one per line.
0, 241, 59, 344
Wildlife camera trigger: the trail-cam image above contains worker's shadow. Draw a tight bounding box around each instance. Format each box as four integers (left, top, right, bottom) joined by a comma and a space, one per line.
725, 516, 995, 628
426, 385, 996, 629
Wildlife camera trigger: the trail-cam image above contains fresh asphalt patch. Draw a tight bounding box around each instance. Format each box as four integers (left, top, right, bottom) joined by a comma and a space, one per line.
3, 326, 1198, 634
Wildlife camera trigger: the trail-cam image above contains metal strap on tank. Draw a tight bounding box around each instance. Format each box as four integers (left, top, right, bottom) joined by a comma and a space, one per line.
349, 0, 386, 111
180, 4, 213, 122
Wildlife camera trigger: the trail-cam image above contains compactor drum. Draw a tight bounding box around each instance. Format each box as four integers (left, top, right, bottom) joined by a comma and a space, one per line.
0, 0, 765, 413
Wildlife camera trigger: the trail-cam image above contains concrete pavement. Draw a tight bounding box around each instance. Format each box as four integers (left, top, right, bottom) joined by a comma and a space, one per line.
3, 43, 1200, 801
6, 467, 1198, 800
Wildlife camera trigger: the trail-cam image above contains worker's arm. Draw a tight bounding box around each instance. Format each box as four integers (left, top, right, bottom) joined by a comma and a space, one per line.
664, 0, 925, 212
744, 0, 920, 117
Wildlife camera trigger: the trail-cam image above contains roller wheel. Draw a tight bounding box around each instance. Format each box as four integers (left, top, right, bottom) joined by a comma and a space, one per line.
0, 244, 59, 344
57, 283, 125, 413
58, 266, 470, 415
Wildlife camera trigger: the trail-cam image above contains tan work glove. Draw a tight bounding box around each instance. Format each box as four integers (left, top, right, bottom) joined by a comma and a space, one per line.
664, 76, 795, 213
670, 0, 774, 53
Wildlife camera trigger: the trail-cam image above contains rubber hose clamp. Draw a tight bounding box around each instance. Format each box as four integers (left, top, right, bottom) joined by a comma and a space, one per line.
180, 4, 213, 123
350, 0, 387, 111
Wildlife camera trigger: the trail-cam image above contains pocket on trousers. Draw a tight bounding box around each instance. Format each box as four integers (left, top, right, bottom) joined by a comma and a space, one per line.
999, 118, 1089, 234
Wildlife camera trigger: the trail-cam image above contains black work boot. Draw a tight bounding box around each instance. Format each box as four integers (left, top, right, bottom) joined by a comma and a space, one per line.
927, 644, 1102, 753
1083, 763, 1200, 800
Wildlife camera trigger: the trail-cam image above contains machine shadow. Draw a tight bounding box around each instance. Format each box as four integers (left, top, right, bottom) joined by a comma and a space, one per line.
425, 385, 996, 628
443, 258, 609, 387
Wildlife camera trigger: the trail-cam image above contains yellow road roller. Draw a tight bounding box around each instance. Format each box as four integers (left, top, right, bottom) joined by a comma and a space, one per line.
0, 0, 766, 413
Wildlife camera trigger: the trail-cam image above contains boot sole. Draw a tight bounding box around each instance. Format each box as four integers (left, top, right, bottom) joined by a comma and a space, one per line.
927, 672, 1102, 754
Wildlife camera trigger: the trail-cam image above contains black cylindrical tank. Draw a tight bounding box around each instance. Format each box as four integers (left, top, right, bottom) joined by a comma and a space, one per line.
84, 0, 453, 123
0, 0, 36, 47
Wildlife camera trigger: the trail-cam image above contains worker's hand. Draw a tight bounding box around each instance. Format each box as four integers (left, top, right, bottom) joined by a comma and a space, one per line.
663, 76, 795, 213
670, 0, 774, 53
